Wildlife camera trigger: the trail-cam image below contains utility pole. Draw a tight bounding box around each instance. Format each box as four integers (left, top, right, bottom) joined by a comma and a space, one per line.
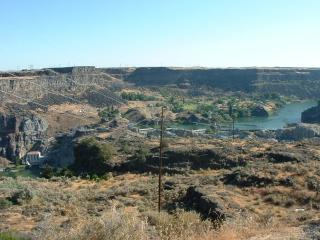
229, 102, 235, 141
158, 106, 165, 212
232, 115, 235, 141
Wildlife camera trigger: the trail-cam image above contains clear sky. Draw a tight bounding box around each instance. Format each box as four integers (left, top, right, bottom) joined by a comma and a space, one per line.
0, 0, 319, 70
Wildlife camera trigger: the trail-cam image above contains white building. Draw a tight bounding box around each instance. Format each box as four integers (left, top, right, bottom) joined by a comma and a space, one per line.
23, 151, 44, 166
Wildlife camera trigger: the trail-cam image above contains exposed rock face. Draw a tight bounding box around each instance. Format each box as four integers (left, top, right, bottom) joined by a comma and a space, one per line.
276, 123, 320, 141
125, 67, 257, 91
176, 113, 209, 124
123, 108, 147, 122
123, 67, 320, 98
0, 113, 48, 160
223, 169, 274, 187
184, 186, 239, 221
251, 105, 270, 117
301, 103, 320, 124
251, 123, 320, 141
0, 66, 124, 107
267, 151, 304, 163
2, 67, 320, 106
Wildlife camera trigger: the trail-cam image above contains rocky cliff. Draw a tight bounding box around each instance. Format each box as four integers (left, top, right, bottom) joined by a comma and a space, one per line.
301, 102, 320, 124
0, 66, 123, 106
124, 67, 256, 92
120, 67, 320, 98
2, 67, 320, 103
0, 113, 48, 160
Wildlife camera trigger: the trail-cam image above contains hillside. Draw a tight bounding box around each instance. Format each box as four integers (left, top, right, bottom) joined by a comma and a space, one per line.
1, 138, 320, 239
117, 67, 320, 98
2, 67, 320, 101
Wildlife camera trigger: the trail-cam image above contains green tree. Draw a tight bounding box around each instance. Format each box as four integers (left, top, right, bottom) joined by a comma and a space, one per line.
41, 164, 55, 179
72, 138, 114, 176
135, 145, 151, 163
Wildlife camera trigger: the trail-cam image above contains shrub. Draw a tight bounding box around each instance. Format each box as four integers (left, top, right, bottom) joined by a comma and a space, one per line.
121, 92, 155, 101
122, 143, 132, 154
59, 168, 74, 178
135, 145, 151, 164
101, 172, 113, 180
0, 232, 30, 240
40, 164, 55, 179
98, 107, 119, 121
146, 210, 213, 240
35, 207, 147, 240
0, 198, 12, 209
9, 187, 33, 205
72, 138, 115, 176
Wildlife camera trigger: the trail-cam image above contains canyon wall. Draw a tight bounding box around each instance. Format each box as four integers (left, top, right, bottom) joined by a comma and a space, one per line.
122, 67, 320, 98
0, 66, 123, 105
0, 113, 48, 160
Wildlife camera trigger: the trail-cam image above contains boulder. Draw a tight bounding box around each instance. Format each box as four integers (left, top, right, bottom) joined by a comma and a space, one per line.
184, 186, 237, 221
223, 169, 274, 187
251, 105, 270, 117
123, 108, 147, 122
267, 151, 304, 163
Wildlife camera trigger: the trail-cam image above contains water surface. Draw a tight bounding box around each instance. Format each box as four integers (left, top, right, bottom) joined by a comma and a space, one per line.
234, 100, 317, 130
170, 101, 317, 131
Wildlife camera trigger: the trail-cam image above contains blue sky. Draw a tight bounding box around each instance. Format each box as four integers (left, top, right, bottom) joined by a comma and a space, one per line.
0, 0, 319, 70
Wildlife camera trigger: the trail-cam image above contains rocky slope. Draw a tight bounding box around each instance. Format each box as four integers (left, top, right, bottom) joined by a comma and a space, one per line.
0, 66, 123, 106
0, 112, 48, 160
302, 102, 320, 123
2, 138, 320, 239
119, 67, 320, 98
2, 66, 320, 104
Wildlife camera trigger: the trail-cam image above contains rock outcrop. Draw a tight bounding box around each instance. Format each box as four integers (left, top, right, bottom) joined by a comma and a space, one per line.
122, 67, 320, 98
176, 113, 209, 124
276, 123, 320, 141
184, 186, 239, 221
223, 169, 274, 187
251, 105, 270, 117
0, 66, 124, 107
0, 113, 48, 161
301, 103, 320, 124
267, 151, 304, 163
123, 108, 147, 122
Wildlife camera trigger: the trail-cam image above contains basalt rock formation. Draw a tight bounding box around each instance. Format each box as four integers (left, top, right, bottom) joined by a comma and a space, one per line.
301, 103, 320, 124
119, 67, 320, 98
0, 113, 48, 161
0, 66, 124, 107
2, 67, 320, 103
251, 105, 270, 117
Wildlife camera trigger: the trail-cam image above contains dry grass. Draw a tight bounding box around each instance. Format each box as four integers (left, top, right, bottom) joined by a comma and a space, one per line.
32, 208, 300, 240
34, 206, 147, 240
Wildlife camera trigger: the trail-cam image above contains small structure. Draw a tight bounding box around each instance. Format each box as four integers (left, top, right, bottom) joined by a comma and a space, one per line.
191, 129, 207, 135
22, 151, 44, 166
139, 128, 155, 136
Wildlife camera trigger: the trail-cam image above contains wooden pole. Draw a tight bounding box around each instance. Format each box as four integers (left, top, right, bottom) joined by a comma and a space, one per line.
158, 106, 165, 212
232, 116, 235, 141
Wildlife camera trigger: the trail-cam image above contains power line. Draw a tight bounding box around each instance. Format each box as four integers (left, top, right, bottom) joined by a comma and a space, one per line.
67, 78, 125, 106
0, 89, 95, 124
158, 106, 165, 212
27, 81, 84, 104
25, 80, 103, 117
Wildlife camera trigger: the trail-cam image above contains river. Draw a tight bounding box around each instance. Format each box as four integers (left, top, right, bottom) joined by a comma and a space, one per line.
170, 100, 317, 131
234, 100, 317, 130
